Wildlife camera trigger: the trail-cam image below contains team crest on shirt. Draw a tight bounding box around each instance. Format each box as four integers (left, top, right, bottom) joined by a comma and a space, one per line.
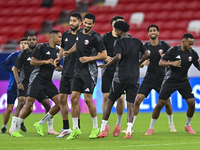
188, 56, 192, 61
65, 38, 68, 41
56, 53, 59, 57
84, 39, 89, 45
158, 49, 163, 55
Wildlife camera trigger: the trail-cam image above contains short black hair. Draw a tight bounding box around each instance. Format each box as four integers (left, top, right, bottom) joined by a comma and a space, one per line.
84, 13, 95, 23
20, 37, 27, 42
49, 30, 61, 35
183, 33, 194, 39
27, 34, 36, 38
71, 12, 82, 21
147, 24, 159, 32
114, 21, 130, 32
110, 16, 124, 25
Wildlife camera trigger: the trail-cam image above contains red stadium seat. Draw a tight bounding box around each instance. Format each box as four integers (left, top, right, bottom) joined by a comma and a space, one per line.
53, 24, 65, 34
0, 1, 7, 8
174, 1, 186, 11
6, 0, 18, 8
147, 2, 162, 12
10, 25, 26, 36
34, 7, 48, 17
0, 8, 13, 17
62, 0, 76, 12
0, 17, 7, 27
53, 0, 63, 7
133, 31, 147, 41
0, 26, 13, 37
162, 21, 176, 31
180, 11, 195, 20
17, 16, 30, 26
168, 11, 181, 21
23, 7, 38, 17
129, 23, 137, 32
37, 34, 49, 44
175, 20, 189, 30
159, 30, 171, 40
46, 14, 60, 22
186, 1, 199, 10
122, 13, 131, 22
144, 12, 157, 21
17, 0, 30, 7
27, 16, 44, 31
135, 3, 149, 12
95, 14, 107, 23
155, 11, 168, 21
12, 8, 24, 17
10, 33, 25, 41
92, 23, 103, 33
100, 24, 112, 33
0, 35, 9, 44
170, 30, 185, 39
112, 4, 125, 14
123, 4, 136, 13
99, 6, 112, 14
5, 17, 19, 26
193, 10, 200, 20
88, 5, 99, 15
160, 2, 174, 11
29, 0, 42, 7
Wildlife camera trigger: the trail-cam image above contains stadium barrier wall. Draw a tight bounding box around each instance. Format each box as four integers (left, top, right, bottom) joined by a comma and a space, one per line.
0, 77, 200, 114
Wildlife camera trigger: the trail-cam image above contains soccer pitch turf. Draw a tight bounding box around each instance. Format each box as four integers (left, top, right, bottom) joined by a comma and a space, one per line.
1, 112, 200, 150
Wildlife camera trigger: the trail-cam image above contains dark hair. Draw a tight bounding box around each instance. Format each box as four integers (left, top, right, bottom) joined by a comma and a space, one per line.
110, 16, 124, 25
114, 21, 130, 32
20, 37, 27, 42
84, 13, 95, 23
49, 30, 61, 35
183, 33, 194, 39
147, 24, 159, 32
71, 12, 82, 21
27, 34, 36, 38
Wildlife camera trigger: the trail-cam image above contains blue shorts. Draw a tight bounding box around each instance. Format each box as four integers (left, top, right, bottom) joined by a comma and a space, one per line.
7, 88, 17, 104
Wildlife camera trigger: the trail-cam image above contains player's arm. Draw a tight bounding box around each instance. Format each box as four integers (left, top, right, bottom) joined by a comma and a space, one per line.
55, 65, 63, 72
99, 53, 120, 68
63, 43, 76, 57
54, 47, 64, 67
159, 59, 181, 67
0, 53, 15, 72
30, 57, 54, 66
79, 50, 107, 63
139, 50, 150, 66
12, 66, 24, 91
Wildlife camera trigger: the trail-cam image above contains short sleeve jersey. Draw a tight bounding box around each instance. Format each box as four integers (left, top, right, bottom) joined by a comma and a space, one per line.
75, 29, 106, 77
30, 43, 59, 82
61, 30, 77, 77
144, 40, 170, 81
113, 37, 147, 84
162, 45, 199, 82
15, 48, 34, 84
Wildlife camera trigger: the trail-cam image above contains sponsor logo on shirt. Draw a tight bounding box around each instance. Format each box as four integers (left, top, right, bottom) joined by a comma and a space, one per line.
46, 51, 50, 55
85, 88, 90, 92
188, 56, 192, 61
27, 57, 31, 61
158, 49, 163, 55
148, 50, 151, 54
65, 38, 68, 41
176, 55, 181, 59
84, 39, 89, 45
76, 37, 78, 41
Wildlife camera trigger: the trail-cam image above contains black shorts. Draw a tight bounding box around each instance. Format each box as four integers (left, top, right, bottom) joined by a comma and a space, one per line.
159, 79, 194, 100
72, 74, 97, 94
59, 76, 73, 94
7, 88, 17, 104
102, 74, 113, 93
109, 81, 139, 103
27, 78, 59, 99
138, 77, 162, 97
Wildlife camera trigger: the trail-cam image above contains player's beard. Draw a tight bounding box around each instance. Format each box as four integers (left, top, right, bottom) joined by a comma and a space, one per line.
83, 26, 92, 33
29, 44, 36, 49
150, 34, 157, 40
71, 25, 79, 31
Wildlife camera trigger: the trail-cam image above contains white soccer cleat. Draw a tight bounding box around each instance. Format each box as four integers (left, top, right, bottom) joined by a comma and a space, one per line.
122, 128, 133, 134
8, 128, 14, 135
56, 128, 72, 138
169, 123, 177, 132
48, 128, 59, 135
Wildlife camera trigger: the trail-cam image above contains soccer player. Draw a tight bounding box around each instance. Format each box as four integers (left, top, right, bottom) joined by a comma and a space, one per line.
0, 37, 28, 133
101, 16, 125, 135
145, 33, 200, 135
63, 13, 107, 140
11, 34, 59, 135
129, 24, 176, 133
11, 30, 62, 137
54, 12, 82, 138
97, 21, 150, 139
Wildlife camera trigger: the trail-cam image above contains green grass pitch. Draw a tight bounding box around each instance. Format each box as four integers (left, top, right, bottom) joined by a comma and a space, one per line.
1, 112, 200, 150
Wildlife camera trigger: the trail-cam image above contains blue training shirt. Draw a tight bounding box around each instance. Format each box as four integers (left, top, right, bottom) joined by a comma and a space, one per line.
0, 51, 20, 91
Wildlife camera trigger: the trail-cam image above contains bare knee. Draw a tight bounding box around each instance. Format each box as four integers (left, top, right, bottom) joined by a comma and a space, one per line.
134, 94, 144, 106
6, 105, 14, 113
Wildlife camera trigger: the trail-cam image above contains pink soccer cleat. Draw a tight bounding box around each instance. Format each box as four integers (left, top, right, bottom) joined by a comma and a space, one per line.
48, 129, 59, 135
124, 132, 131, 139
185, 125, 196, 134
145, 128, 153, 135
113, 124, 121, 137
97, 131, 108, 138
105, 124, 111, 132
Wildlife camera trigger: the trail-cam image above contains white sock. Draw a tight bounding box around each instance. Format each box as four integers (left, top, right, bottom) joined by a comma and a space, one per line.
11, 116, 18, 129
167, 114, 173, 124
47, 117, 53, 130
133, 115, 137, 125
149, 118, 157, 129
3, 124, 7, 128
116, 114, 123, 126
186, 117, 192, 126
92, 116, 98, 129
100, 120, 108, 132
126, 122, 133, 134
38, 112, 52, 125
72, 117, 79, 130
13, 118, 23, 132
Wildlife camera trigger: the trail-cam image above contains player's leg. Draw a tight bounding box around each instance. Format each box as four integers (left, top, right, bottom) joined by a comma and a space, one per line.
116, 94, 124, 129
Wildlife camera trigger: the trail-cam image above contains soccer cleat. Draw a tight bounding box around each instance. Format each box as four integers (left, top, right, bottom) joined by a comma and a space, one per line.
113, 124, 121, 137
145, 128, 153, 135
33, 122, 44, 136
89, 128, 100, 139
122, 128, 133, 134
169, 123, 177, 132
20, 122, 27, 132
48, 129, 59, 135
124, 132, 131, 139
185, 125, 196, 134
8, 128, 14, 135
0, 127, 7, 133
66, 129, 81, 140
56, 128, 72, 138
97, 131, 108, 138
105, 124, 111, 132
11, 131, 23, 137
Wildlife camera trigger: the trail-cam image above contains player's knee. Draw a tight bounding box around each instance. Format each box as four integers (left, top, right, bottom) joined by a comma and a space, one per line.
59, 98, 67, 105
18, 100, 25, 107
71, 97, 79, 105
187, 99, 195, 108
84, 98, 93, 106
7, 105, 14, 112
